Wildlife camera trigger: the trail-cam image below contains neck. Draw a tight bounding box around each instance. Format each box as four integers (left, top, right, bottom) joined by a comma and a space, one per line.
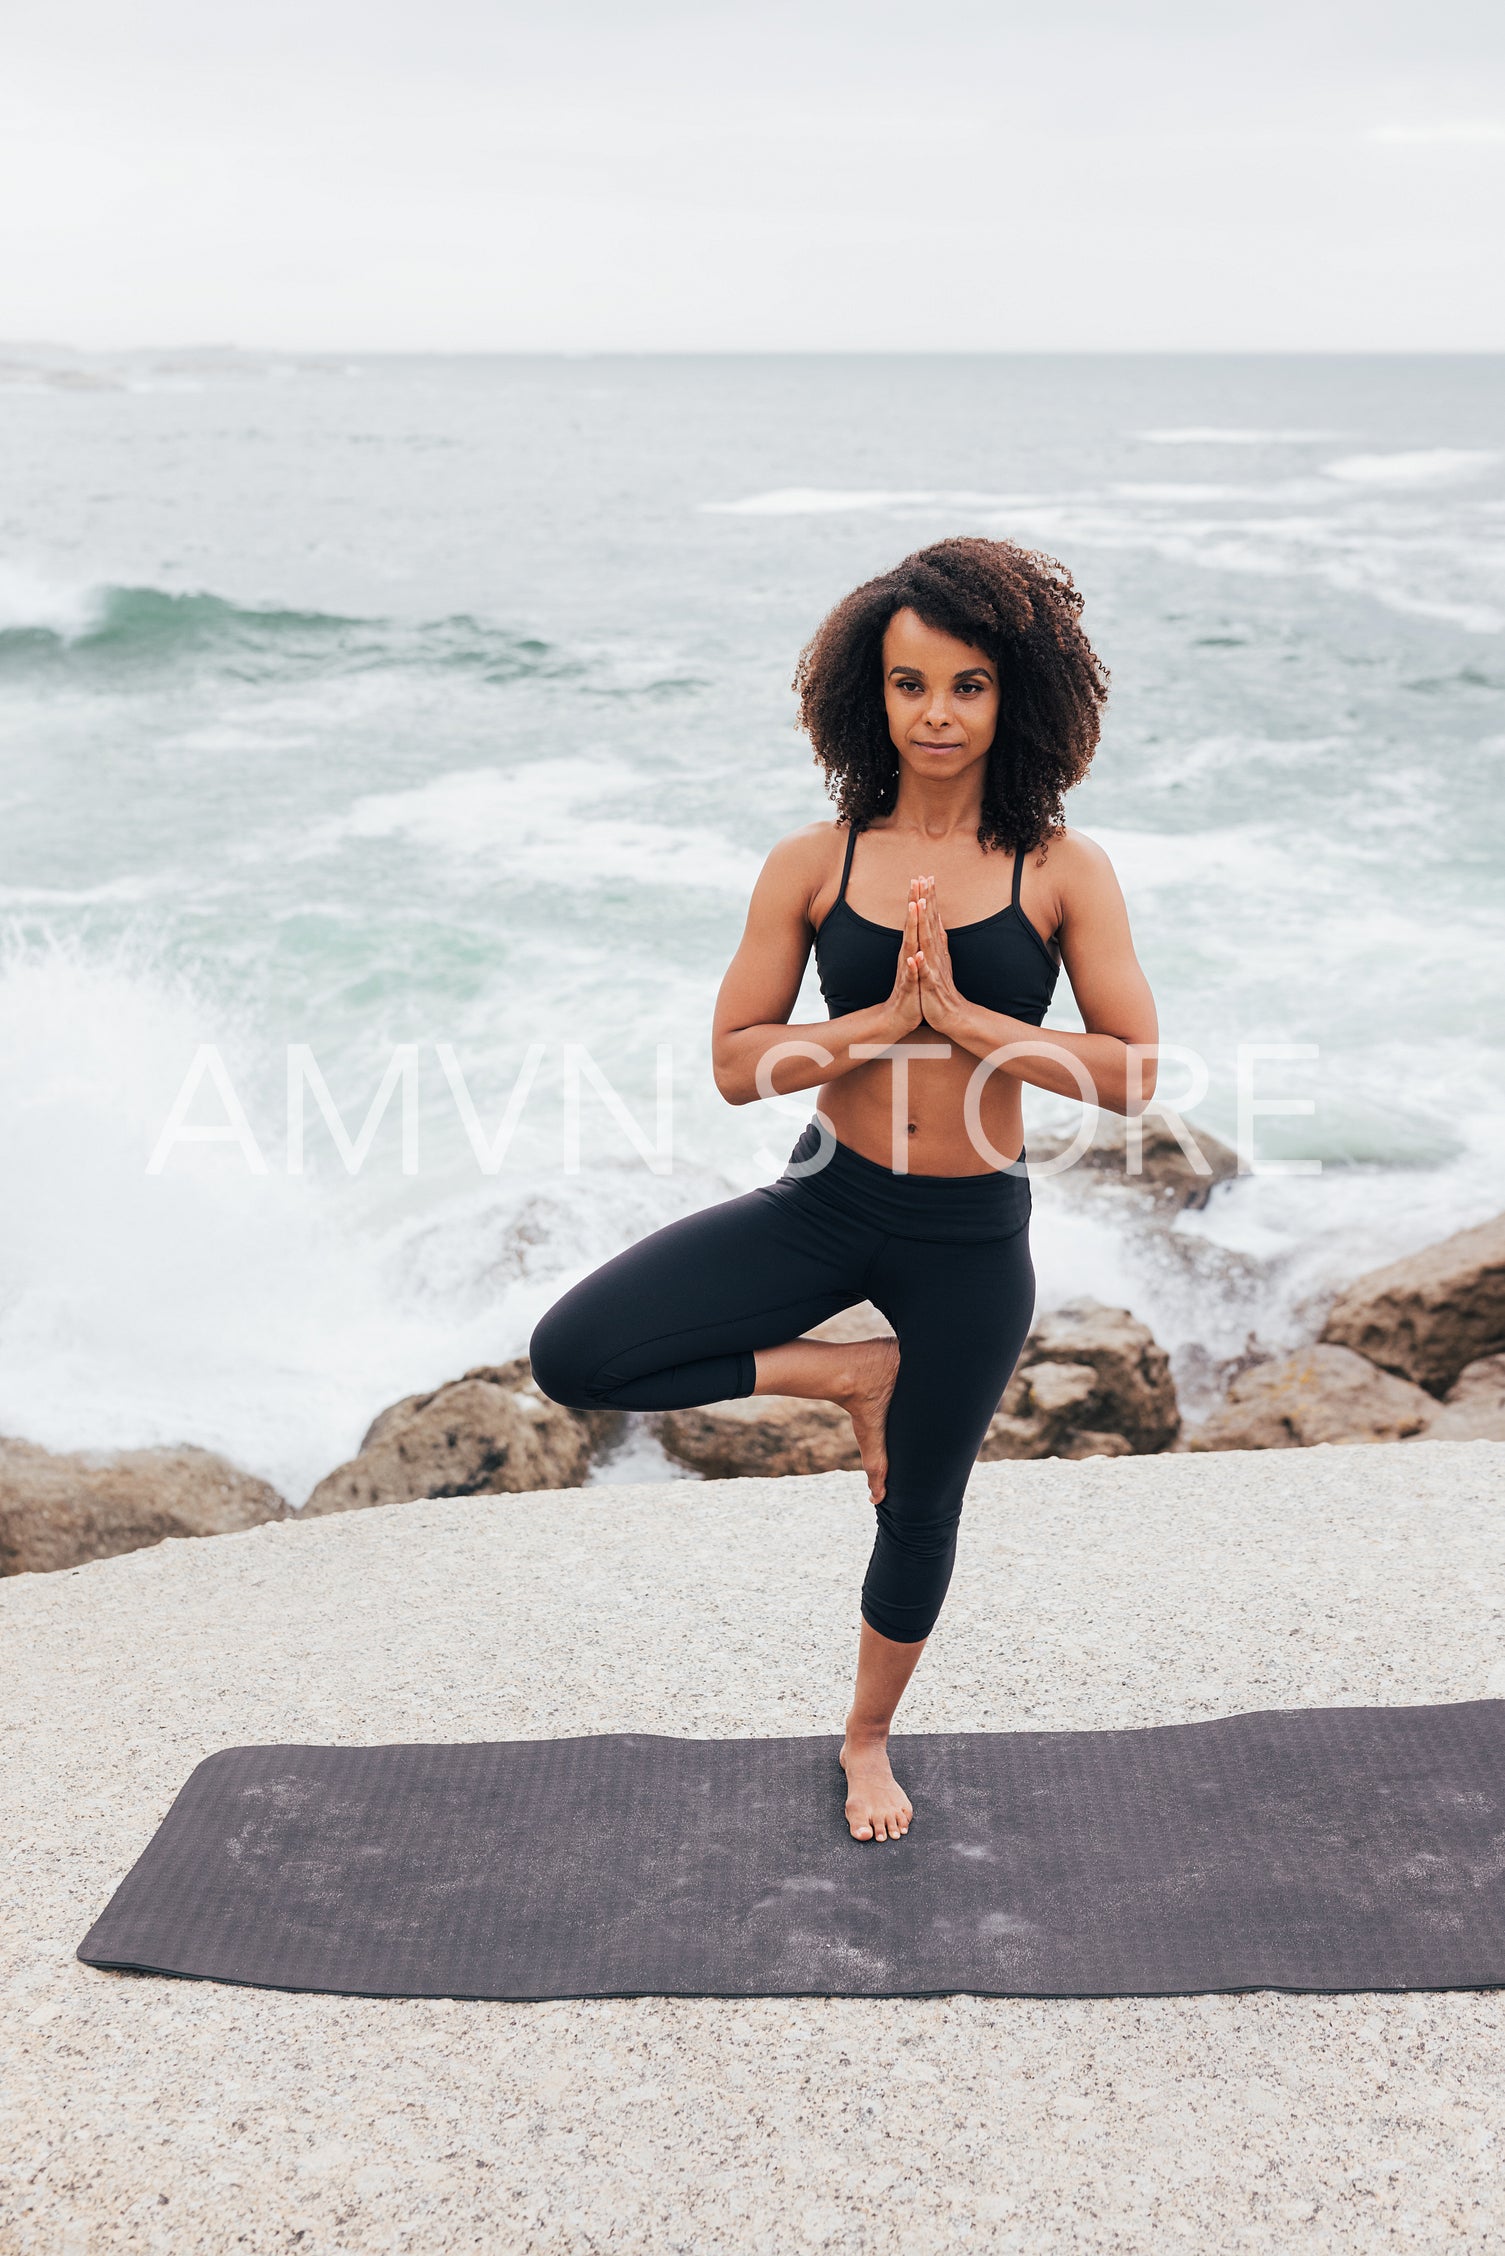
887, 770, 987, 840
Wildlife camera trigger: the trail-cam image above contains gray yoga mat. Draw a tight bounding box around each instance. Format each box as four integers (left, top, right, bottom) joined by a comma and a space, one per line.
77, 1700, 1505, 1999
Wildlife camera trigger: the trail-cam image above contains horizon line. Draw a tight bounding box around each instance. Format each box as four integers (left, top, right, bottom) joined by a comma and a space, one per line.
6, 341, 1505, 362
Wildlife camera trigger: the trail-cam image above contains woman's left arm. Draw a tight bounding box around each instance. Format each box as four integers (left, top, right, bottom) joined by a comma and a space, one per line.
917, 830, 1159, 1116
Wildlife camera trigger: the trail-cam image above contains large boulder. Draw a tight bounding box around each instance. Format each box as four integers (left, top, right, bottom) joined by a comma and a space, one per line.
980, 1362, 1134, 1463
1188, 1344, 1436, 1451
1410, 1354, 1505, 1442
302, 1358, 619, 1517
0, 1439, 287, 1576
1319, 1213, 1505, 1396
979, 1300, 1180, 1461
655, 1395, 863, 1481
1028, 1115, 1239, 1210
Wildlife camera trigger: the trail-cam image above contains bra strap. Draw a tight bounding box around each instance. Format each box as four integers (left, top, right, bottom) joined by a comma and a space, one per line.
835, 822, 859, 906
1011, 841, 1026, 911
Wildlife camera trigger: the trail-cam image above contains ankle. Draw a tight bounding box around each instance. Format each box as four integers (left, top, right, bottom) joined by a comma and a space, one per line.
829, 1361, 861, 1405
843, 1715, 890, 1748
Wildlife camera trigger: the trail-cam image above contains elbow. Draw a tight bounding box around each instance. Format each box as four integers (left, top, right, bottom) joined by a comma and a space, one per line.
1121, 1045, 1157, 1118
711, 1055, 751, 1107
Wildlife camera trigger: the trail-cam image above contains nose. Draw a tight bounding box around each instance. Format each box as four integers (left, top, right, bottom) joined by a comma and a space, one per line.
924, 687, 955, 730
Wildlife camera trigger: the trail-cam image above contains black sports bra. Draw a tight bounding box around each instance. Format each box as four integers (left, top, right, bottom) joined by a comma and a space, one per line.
814, 823, 1061, 1026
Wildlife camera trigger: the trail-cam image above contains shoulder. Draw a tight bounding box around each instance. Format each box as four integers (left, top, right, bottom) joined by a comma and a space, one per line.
1036, 825, 1114, 876
1035, 826, 1124, 896
747, 819, 847, 922
1035, 827, 1137, 947
775, 816, 847, 856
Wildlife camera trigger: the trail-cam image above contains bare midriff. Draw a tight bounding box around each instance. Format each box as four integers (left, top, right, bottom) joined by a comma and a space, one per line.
816, 1035, 1025, 1177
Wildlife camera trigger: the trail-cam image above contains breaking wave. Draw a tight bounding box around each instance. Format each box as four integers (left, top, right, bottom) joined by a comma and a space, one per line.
0, 576, 571, 685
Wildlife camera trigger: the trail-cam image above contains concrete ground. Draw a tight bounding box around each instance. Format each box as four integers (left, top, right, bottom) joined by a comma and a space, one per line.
2, 1441, 1503, 2254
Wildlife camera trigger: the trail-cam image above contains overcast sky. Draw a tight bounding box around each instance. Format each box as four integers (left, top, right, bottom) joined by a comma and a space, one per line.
3, 0, 1502, 351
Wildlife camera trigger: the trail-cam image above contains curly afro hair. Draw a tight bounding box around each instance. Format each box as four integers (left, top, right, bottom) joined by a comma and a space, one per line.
792, 535, 1108, 857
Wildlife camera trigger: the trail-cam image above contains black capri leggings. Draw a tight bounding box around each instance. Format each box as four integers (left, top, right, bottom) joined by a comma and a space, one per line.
527, 1116, 1035, 1645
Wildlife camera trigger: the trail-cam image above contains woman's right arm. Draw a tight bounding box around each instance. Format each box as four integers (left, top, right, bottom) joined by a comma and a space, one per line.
711, 828, 922, 1107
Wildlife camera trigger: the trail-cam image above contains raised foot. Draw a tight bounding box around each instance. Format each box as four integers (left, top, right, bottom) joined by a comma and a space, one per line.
833, 1337, 901, 1505
838, 1734, 913, 1842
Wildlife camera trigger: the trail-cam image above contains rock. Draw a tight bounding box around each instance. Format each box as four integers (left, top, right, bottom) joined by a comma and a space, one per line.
980, 1300, 1181, 1461
1028, 1114, 1239, 1209
1411, 1354, 1505, 1442
1319, 1212, 1505, 1396
1187, 1344, 1437, 1451
980, 1359, 1139, 1462
0, 1439, 287, 1577
653, 1305, 891, 1481
655, 1395, 863, 1481
302, 1359, 619, 1517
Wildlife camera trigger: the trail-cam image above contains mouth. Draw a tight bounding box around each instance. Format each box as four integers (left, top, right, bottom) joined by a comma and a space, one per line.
914, 741, 963, 753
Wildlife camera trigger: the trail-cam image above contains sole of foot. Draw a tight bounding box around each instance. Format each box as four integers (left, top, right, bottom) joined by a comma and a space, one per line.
836, 1338, 900, 1505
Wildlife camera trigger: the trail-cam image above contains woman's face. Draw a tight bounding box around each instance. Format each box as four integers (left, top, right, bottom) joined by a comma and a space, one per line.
881, 607, 999, 780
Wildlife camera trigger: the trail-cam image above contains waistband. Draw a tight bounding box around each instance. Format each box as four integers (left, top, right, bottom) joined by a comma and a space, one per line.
777, 1117, 1031, 1243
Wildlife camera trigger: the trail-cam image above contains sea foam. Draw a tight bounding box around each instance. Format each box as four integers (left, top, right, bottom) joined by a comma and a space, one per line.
1323, 449, 1501, 486
0, 564, 107, 641
0, 931, 625, 1503
301, 760, 764, 897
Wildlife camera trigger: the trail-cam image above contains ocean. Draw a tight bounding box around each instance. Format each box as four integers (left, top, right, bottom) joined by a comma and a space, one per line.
1, 350, 1501, 1502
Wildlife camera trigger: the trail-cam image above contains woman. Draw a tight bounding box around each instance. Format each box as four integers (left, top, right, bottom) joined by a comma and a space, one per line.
529, 535, 1158, 1844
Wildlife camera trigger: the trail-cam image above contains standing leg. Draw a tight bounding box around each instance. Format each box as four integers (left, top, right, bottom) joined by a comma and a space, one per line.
839, 1620, 927, 1841
838, 1222, 1036, 1842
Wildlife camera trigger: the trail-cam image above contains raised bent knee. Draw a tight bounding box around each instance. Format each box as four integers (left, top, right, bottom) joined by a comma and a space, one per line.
527, 1308, 608, 1411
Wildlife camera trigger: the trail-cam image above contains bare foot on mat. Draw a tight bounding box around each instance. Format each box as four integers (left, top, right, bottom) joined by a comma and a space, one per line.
839, 1733, 913, 1842
833, 1338, 900, 1504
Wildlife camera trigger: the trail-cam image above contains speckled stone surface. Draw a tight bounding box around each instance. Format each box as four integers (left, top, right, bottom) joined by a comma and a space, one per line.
3, 1441, 1504, 2252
